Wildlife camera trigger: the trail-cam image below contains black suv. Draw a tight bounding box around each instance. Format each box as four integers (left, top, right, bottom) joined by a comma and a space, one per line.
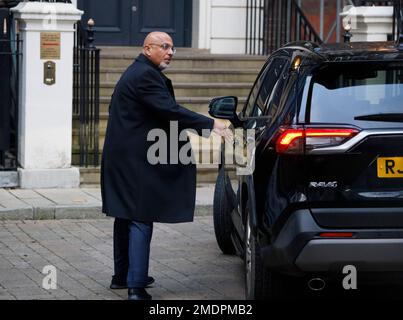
209, 41, 403, 299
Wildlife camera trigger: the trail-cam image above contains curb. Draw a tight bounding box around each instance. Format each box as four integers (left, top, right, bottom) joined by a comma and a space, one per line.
0, 204, 213, 220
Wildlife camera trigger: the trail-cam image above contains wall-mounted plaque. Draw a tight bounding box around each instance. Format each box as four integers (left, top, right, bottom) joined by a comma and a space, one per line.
40, 32, 60, 60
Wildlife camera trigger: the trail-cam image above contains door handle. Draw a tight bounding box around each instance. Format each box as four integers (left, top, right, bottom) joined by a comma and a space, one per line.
132, 6, 137, 12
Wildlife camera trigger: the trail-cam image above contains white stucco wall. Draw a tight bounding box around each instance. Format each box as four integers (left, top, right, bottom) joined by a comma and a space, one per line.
340, 6, 394, 42
194, 0, 247, 54
192, 0, 212, 50
211, 0, 247, 53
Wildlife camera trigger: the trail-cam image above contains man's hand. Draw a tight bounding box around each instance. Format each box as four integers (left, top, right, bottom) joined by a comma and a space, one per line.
213, 119, 233, 142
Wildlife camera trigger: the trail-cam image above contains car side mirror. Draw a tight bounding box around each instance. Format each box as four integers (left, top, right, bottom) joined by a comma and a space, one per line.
208, 96, 238, 120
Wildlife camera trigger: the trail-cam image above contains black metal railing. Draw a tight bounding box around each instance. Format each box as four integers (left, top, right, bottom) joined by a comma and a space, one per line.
73, 19, 100, 167
398, 0, 403, 47
0, 8, 21, 171
246, 0, 323, 55
246, 0, 264, 55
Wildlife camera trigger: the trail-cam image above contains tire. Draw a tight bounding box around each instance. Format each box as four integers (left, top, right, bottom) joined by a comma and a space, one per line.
244, 201, 289, 300
213, 168, 236, 255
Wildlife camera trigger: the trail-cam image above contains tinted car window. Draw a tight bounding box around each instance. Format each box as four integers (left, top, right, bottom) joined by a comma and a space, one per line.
244, 58, 288, 118
265, 64, 290, 121
308, 63, 403, 128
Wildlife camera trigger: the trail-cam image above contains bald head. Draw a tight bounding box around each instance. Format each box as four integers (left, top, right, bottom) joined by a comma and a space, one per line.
142, 31, 175, 70
143, 32, 172, 47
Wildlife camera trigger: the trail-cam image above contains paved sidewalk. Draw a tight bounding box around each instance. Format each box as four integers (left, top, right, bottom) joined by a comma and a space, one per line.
0, 217, 244, 300
0, 184, 214, 220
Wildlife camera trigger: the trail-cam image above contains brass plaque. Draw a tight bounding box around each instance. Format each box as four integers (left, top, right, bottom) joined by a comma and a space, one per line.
44, 61, 56, 85
40, 32, 61, 60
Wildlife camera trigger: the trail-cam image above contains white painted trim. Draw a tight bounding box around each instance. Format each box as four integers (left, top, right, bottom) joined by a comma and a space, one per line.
340, 6, 394, 42
194, 0, 248, 53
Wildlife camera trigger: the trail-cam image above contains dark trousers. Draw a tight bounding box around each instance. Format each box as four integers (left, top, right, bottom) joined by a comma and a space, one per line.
113, 218, 153, 288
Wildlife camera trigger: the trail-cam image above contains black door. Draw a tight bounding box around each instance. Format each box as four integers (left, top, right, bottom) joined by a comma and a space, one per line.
132, 0, 192, 46
78, 0, 132, 46
77, 0, 192, 47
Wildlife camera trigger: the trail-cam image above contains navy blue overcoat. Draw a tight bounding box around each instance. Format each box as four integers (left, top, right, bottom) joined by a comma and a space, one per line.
101, 54, 214, 223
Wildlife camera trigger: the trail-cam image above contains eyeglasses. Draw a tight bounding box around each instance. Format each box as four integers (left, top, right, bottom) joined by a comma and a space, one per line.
149, 43, 176, 54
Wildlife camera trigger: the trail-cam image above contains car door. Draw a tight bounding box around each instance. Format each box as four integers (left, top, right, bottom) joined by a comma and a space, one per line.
223, 56, 290, 231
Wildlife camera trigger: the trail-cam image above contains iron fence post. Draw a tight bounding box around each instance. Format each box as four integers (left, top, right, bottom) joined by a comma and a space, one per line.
73, 18, 100, 167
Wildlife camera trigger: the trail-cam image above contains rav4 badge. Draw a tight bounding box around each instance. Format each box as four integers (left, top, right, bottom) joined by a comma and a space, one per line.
309, 181, 338, 188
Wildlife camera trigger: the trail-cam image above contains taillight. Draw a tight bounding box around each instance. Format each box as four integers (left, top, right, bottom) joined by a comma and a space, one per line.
319, 232, 354, 238
276, 127, 359, 154
276, 129, 305, 154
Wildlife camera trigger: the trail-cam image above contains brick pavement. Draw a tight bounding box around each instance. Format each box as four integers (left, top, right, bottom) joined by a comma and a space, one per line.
0, 217, 244, 300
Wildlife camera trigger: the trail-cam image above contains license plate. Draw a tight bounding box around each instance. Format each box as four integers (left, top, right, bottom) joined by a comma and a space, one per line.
377, 157, 403, 178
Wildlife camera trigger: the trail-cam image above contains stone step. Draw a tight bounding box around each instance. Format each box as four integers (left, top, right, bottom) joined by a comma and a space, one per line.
95, 96, 247, 114
100, 67, 260, 83
100, 82, 253, 98
72, 135, 223, 153
72, 112, 230, 133
72, 112, 226, 131
73, 152, 223, 168
72, 124, 225, 161
79, 165, 236, 185
0, 172, 18, 188
100, 53, 266, 69
98, 46, 211, 56
72, 120, 230, 170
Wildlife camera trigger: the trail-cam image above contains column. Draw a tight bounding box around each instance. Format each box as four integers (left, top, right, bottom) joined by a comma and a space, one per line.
11, 1, 83, 188
340, 6, 394, 42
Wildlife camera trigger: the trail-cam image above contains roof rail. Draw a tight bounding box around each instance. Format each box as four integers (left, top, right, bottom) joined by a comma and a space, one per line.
281, 41, 327, 61
283, 41, 320, 52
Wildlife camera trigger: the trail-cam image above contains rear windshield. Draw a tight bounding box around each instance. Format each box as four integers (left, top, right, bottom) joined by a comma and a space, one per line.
307, 62, 403, 128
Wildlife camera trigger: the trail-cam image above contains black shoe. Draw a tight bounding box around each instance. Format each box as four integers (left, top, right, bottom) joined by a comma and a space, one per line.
146, 276, 155, 287
110, 276, 155, 290
110, 275, 127, 290
110, 282, 127, 290
128, 288, 152, 301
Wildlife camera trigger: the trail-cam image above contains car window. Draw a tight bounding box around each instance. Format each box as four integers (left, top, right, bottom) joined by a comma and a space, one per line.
243, 65, 269, 118
308, 63, 403, 129
243, 57, 288, 119
265, 63, 290, 121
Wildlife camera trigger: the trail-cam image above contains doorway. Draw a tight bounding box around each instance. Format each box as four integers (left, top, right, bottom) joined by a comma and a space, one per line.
77, 0, 192, 47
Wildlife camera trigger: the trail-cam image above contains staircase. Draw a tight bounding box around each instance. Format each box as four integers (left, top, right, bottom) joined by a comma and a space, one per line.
73, 47, 266, 185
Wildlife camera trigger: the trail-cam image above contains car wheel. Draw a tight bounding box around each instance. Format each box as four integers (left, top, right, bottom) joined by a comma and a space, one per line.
213, 168, 236, 255
244, 201, 288, 300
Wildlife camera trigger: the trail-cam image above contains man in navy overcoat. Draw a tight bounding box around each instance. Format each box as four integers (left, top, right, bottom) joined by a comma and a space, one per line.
101, 31, 228, 300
